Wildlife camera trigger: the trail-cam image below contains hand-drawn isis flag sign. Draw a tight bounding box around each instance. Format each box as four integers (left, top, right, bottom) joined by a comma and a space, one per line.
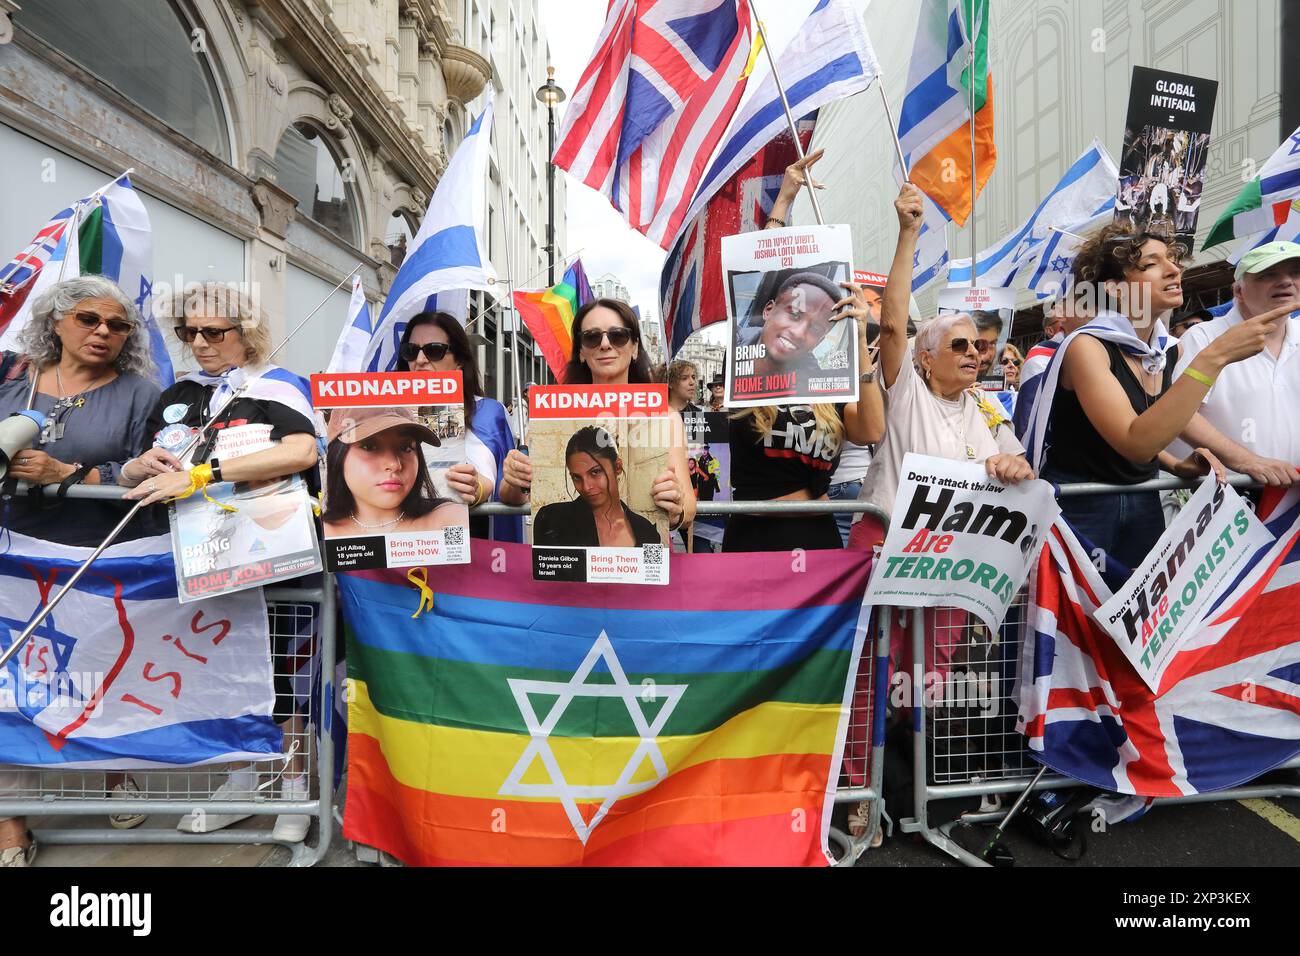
0, 532, 280, 768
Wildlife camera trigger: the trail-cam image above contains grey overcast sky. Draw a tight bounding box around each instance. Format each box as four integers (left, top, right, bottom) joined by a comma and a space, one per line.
537, 0, 824, 336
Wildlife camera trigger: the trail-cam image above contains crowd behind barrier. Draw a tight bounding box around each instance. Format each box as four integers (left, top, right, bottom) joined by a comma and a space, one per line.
4, 477, 1298, 867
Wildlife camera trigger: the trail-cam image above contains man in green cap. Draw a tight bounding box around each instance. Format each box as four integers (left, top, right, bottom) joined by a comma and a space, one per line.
1172, 240, 1300, 470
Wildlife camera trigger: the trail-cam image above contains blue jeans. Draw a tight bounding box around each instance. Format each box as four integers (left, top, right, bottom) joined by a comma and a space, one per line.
1043, 467, 1165, 574
828, 480, 864, 547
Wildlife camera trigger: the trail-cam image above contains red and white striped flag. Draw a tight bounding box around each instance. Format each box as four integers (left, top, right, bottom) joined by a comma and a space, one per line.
553, 0, 754, 250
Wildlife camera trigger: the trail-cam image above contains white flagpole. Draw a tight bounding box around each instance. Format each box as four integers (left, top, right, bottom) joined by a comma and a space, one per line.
490, 119, 527, 438
747, 1, 824, 225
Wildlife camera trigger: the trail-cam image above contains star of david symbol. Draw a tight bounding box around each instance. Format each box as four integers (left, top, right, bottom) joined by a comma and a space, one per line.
1050, 255, 1071, 273
1289, 131, 1300, 156
135, 275, 152, 311
913, 249, 922, 269
0, 611, 86, 719
498, 632, 687, 844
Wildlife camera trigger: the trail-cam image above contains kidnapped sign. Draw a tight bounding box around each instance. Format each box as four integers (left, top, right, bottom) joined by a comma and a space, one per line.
865, 454, 1060, 630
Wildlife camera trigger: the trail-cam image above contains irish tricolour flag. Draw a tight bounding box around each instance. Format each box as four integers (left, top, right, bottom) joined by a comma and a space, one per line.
1203, 125, 1300, 250
339, 541, 873, 866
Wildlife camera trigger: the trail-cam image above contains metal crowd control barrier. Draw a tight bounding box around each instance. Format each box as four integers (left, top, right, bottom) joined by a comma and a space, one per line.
0, 483, 337, 867
900, 474, 1300, 867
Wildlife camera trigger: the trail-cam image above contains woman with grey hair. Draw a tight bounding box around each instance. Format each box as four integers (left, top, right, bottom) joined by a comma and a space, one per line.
0, 274, 160, 544
0, 275, 162, 864
850, 183, 1033, 556
121, 281, 320, 844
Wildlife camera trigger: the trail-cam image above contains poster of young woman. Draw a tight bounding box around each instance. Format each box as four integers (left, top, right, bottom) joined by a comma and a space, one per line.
528, 384, 671, 584
311, 371, 470, 571
723, 224, 857, 407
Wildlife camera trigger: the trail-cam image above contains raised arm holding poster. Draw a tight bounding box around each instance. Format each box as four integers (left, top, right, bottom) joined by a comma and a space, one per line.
724, 224, 857, 407
529, 384, 671, 584
865, 453, 1061, 631
312, 371, 470, 571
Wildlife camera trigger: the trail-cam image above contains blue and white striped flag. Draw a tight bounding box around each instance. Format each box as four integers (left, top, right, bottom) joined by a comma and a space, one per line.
1022, 200, 1115, 299
363, 102, 497, 373
669, 0, 880, 244
912, 189, 952, 291
947, 140, 1118, 289
0, 532, 280, 768
326, 275, 372, 373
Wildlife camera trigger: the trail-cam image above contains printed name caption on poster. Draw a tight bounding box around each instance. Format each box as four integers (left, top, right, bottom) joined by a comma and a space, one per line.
865, 454, 1061, 631
752, 231, 824, 268
1093, 479, 1274, 693
531, 545, 669, 585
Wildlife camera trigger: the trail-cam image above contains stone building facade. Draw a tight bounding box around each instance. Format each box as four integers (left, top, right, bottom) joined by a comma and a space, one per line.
0, 0, 561, 388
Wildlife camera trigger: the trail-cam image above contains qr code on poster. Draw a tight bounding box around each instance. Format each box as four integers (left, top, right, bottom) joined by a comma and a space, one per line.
444, 526, 465, 548
643, 545, 664, 566
821, 349, 849, 370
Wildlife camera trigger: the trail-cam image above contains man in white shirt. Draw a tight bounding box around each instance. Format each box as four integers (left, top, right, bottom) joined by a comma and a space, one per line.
1172, 241, 1300, 468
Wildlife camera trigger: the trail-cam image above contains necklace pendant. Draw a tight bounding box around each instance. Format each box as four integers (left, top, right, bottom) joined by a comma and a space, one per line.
73, 397, 86, 408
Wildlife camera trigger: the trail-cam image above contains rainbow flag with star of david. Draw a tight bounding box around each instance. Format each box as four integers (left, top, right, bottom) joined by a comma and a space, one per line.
337, 541, 873, 866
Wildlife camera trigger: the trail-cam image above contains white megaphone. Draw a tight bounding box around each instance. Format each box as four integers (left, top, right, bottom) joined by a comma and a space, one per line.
0, 410, 46, 481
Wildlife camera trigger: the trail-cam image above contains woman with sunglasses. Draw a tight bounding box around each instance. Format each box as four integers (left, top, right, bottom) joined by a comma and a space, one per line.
394, 310, 519, 540
500, 299, 695, 533
1025, 224, 1296, 569
0, 275, 163, 864
120, 282, 320, 844
849, 184, 1034, 554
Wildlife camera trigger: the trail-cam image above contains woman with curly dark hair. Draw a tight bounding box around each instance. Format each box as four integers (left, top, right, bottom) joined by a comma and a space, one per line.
1024, 223, 1295, 568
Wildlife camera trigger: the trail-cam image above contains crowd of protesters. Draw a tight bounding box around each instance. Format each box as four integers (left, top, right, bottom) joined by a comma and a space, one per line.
3, 149, 1299, 867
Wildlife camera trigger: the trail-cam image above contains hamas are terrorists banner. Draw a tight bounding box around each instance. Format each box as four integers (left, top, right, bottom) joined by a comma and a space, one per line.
865, 454, 1060, 630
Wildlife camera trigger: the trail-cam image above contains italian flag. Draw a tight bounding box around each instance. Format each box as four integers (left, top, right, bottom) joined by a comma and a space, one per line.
1204, 125, 1300, 250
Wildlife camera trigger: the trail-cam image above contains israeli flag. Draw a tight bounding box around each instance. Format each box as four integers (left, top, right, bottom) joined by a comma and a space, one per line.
326, 276, 373, 373
947, 140, 1118, 289
363, 102, 497, 372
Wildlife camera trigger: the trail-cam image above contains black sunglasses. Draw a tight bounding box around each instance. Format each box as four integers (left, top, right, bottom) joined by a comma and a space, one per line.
948, 337, 992, 354
175, 324, 240, 344
71, 310, 135, 336
580, 327, 634, 349
400, 341, 452, 363
1001, 357, 1022, 367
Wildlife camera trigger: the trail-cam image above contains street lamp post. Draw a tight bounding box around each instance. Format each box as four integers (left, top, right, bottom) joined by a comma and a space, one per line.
536, 66, 566, 287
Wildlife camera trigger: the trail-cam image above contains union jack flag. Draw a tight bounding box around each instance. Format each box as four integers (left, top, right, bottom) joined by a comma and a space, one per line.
660, 116, 815, 358
0, 206, 76, 339
1018, 487, 1300, 796
553, 0, 753, 249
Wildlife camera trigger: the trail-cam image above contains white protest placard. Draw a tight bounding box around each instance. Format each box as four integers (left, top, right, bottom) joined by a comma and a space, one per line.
1093, 479, 1273, 693
865, 454, 1060, 631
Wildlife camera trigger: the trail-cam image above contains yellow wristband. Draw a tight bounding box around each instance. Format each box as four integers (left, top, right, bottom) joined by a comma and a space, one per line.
1182, 366, 1215, 389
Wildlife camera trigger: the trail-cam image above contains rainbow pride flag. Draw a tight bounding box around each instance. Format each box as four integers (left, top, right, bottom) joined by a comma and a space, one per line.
512, 260, 593, 381
339, 541, 871, 866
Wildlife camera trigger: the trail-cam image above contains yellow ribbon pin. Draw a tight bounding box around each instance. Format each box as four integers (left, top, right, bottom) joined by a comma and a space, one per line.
407, 567, 434, 619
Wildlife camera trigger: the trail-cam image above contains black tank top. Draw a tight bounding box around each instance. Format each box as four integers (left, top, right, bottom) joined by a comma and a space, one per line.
1044, 338, 1178, 485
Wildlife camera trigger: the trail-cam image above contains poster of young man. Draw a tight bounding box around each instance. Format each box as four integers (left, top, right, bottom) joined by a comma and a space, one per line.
170, 418, 322, 603
723, 224, 857, 407
311, 371, 470, 571
528, 384, 671, 584
937, 286, 1015, 391
686, 412, 730, 552
1115, 66, 1218, 248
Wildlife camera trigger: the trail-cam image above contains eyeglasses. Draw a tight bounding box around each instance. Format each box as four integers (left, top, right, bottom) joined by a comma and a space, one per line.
70, 311, 135, 336
400, 341, 452, 363
580, 327, 634, 349
948, 337, 992, 355
1001, 357, 1022, 367
175, 324, 240, 344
